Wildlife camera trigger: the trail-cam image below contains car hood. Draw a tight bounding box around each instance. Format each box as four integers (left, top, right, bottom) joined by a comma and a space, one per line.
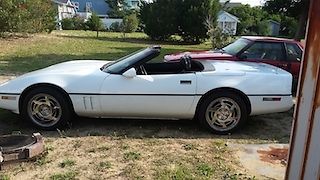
164, 50, 234, 61
23, 60, 109, 76
0, 60, 111, 94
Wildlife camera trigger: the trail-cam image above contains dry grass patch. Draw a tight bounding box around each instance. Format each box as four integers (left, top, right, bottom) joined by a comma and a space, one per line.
0, 136, 254, 179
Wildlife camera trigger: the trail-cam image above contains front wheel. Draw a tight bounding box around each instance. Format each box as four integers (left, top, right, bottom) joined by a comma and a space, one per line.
21, 88, 71, 130
197, 92, 248, 134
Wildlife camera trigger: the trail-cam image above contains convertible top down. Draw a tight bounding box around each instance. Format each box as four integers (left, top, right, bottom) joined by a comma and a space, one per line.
0, 46, 293, 134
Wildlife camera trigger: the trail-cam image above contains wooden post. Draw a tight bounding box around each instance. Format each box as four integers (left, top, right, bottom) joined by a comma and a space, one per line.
285, 0, 320, 179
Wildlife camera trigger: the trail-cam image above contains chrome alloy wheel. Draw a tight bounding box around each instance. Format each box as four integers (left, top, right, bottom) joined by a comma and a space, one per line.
205, 97, 241, 132
27, 93, 62, 127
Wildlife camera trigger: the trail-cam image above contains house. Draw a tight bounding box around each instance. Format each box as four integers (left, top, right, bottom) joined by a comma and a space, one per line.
72, 0, 110, 18
125, 0, 153, 9
71, 0, 116, 29
126, 0, 140, 9
52, 0, 77, 30
53, 0, 152, 29
217, 10, 240, 35
268, 20, 280, 36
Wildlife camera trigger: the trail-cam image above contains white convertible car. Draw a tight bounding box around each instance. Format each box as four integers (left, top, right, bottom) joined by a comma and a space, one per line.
0, 46, 293, 134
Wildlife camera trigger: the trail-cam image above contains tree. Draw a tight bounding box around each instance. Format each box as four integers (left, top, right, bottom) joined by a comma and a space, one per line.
205, 16, 231, 49
122, 13, 139, 33
139, 0, 220, 43
86, 13, 104, 38
0, 0, 56, 35
228, 5, 270, 36
178, 0, 220, 43
139, 0, 178, 40
263, 0, 310, 39
105, 0, 129, 18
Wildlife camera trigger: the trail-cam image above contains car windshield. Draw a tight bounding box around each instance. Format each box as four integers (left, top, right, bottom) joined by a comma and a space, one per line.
222, 38, 251, 55
102, 48, 148, 74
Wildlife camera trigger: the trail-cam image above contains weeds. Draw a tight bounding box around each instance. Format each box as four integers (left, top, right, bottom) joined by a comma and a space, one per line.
59, 159, 76, 168
49, 171, 77, 180
182, 143, 198, 151
124, 151, 141, 161
97, 161, 112, 171
73, 140, 82, 149
97, 146, 110, 151
156, 165, 194, 180
0, 174, 10, 180
35, 148, 50, 166
197, 163, 214, 177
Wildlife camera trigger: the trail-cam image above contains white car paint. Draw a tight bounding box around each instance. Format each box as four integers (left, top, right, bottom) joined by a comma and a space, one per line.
0, 59, 293, 119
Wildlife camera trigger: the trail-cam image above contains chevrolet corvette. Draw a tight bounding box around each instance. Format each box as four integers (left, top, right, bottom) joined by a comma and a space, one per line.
0, 46, 293, 134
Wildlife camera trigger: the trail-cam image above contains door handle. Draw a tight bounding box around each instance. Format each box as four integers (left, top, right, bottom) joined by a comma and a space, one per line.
180, 80, 192, 84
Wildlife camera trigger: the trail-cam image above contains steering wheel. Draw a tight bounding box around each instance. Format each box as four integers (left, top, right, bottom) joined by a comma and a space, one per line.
180, 55, 192, 71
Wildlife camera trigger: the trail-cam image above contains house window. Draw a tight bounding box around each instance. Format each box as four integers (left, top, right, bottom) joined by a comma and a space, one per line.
72, 1, 79, 10
86, 2, 92, 12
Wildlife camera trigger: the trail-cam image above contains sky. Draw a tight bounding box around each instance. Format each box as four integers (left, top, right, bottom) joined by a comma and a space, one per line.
222, 0, 265, 7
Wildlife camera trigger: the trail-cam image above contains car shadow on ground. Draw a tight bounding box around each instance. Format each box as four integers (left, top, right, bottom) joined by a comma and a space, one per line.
0, 109, 293, 143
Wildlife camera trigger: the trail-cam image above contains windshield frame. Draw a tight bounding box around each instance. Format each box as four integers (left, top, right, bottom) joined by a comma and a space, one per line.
222, 38, 252, 56
102, 47, 161, 74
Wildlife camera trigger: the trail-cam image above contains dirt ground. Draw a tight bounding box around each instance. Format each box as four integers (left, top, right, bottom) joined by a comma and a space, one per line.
0, 76, 294, 180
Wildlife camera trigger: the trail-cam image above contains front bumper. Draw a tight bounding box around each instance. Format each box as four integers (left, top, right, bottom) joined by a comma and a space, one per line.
0, 94, 20, 114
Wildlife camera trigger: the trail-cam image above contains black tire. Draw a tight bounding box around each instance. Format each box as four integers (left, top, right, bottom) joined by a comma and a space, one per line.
197, 91, 248, 134
21, 87, 72, 130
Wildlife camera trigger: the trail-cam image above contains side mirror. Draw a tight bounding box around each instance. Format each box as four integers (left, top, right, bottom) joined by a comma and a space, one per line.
122, 68, 137, 78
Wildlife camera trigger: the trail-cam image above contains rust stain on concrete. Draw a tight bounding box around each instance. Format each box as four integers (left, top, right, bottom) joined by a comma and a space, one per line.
257, 147, 288, 166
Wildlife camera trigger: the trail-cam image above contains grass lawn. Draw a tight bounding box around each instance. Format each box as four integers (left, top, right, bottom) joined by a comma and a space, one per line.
0, 30, 210, 74
0, 31, 292, 179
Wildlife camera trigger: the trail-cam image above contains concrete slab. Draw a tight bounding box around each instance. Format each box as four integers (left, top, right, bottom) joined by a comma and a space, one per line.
230, 143, 289, 180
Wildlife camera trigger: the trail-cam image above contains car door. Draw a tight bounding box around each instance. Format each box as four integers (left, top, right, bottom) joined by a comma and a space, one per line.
285, 42, 303, 79
238, 41, 290, 72
99, 72, 197, 119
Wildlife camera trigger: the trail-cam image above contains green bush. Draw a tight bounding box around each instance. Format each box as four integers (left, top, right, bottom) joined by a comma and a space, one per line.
61, 18, 74, 30
61, 16, 86, 30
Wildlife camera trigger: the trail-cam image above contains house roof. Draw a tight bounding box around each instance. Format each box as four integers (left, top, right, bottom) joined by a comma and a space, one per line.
53, 0, 68, 3
268, 20, 281, 25
218, 10, 240, 22
52, 0, 75, 7
74, 0, 110, 16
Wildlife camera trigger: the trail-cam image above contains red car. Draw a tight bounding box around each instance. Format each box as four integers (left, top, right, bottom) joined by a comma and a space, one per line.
165, 36, 304, 81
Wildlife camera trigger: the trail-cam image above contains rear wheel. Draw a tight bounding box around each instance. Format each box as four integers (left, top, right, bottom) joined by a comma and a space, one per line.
197, 92, 248, 134
21, 88, 71, 130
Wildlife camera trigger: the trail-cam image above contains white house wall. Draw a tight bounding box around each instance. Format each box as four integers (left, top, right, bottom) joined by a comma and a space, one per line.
100, 18, 123, 29
217, 13, 239, 35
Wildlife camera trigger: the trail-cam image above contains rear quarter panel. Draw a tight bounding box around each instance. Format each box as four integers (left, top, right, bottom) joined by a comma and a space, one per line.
195, 68, 293, 115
